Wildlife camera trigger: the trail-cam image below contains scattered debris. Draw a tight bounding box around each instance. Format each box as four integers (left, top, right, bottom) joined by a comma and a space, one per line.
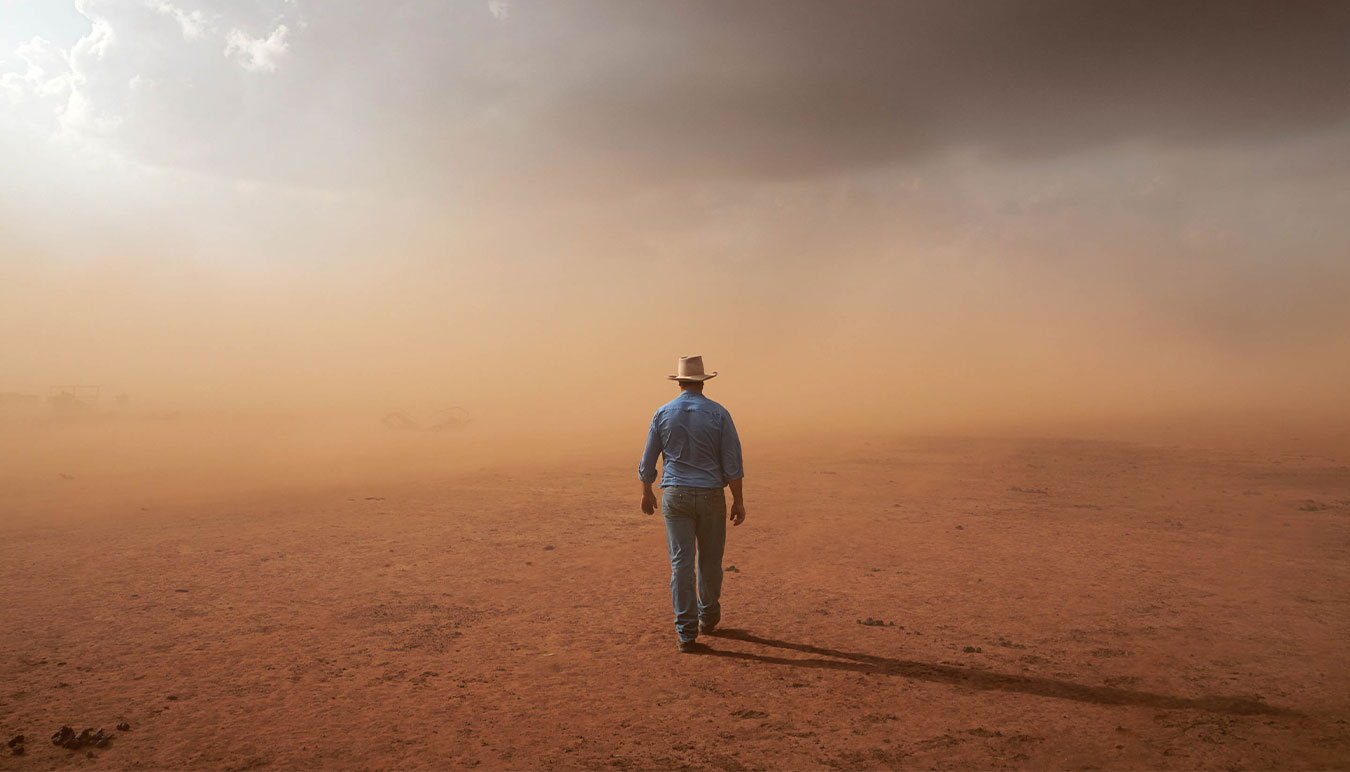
58, 473, 76, 480
174, 589, 189, 593
725, 565, 739, 573
963, 646, 983, 653
1300, 500, 1329, 512
1009, 486, 1048, 494
858, 617, 895, 627
364, 497, 385, 501
8, 734, 24, 755
955, 525, 964, 530
543, 545, 555, 551
116, 722, 131, 732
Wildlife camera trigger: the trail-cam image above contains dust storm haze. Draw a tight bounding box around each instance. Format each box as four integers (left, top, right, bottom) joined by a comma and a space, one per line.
3, 0, 1349, 507
6, 4, 1350, 770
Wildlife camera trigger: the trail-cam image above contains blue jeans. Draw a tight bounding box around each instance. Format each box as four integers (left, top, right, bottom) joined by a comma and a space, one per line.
662, 485, 727, 642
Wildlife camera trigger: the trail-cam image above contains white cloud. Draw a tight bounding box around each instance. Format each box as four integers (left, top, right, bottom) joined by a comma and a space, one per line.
72, 0, 116, 59
224, 24, 288, 73
145, 0, 209, 40
0, 36, 74, 104
488, 1, 510, 21
2, 0, 301, 172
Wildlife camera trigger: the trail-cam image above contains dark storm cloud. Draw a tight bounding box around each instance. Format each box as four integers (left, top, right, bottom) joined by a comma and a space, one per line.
78, 0, 1347, 192
519, 0, 1350, 181
10, 1, 1346, 192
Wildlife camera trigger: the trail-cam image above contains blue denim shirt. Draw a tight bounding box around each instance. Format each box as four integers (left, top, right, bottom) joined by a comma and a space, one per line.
638, 391, 744, 488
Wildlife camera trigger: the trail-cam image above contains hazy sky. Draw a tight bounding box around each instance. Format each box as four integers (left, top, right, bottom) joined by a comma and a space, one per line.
2, 0, 1348, 435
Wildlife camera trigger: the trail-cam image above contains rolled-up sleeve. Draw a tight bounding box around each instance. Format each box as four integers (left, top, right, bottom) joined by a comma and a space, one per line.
719, 411, 744, 482
638, 414, 663, 483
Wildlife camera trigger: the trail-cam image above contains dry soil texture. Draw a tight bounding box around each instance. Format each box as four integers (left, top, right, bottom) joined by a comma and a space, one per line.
3, 436, 1349, 770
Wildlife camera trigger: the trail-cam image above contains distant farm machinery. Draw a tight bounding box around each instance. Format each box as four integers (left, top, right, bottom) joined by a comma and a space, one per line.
48, 385, 101, 412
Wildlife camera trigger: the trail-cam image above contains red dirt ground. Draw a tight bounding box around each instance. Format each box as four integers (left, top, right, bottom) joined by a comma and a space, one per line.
2, 435, 1348, 769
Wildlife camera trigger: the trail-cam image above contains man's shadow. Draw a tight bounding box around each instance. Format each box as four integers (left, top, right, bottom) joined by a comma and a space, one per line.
700, 629, 1295, 717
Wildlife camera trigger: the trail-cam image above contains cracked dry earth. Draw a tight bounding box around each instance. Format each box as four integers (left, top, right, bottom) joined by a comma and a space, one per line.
2, 436, 1348, 769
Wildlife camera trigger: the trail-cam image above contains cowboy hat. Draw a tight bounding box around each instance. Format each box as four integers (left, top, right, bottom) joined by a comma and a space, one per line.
668, 355, 717, 381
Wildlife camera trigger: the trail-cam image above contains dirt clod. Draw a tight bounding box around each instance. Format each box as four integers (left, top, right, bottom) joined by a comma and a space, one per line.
50, 726, 111, 751
730, 709, 768, 719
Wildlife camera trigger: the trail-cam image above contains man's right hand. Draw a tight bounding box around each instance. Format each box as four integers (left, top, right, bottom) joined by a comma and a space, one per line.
641, 487, 658, 515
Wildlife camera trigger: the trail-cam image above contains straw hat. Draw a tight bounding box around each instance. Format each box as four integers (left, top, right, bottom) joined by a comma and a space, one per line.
668, 355, 718, 382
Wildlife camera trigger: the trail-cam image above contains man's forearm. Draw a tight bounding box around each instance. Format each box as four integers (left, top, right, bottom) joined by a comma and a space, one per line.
728, 478, 743, 502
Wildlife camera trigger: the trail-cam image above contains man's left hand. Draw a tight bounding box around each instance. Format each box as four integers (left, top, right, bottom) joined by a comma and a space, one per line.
729, 500, 746, 526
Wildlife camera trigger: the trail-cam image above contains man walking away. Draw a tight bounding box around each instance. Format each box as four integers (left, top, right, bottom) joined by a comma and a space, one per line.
638, 355, 746, 653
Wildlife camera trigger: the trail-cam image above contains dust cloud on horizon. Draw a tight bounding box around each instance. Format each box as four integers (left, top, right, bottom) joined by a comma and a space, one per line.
3, 1, 1349, 511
